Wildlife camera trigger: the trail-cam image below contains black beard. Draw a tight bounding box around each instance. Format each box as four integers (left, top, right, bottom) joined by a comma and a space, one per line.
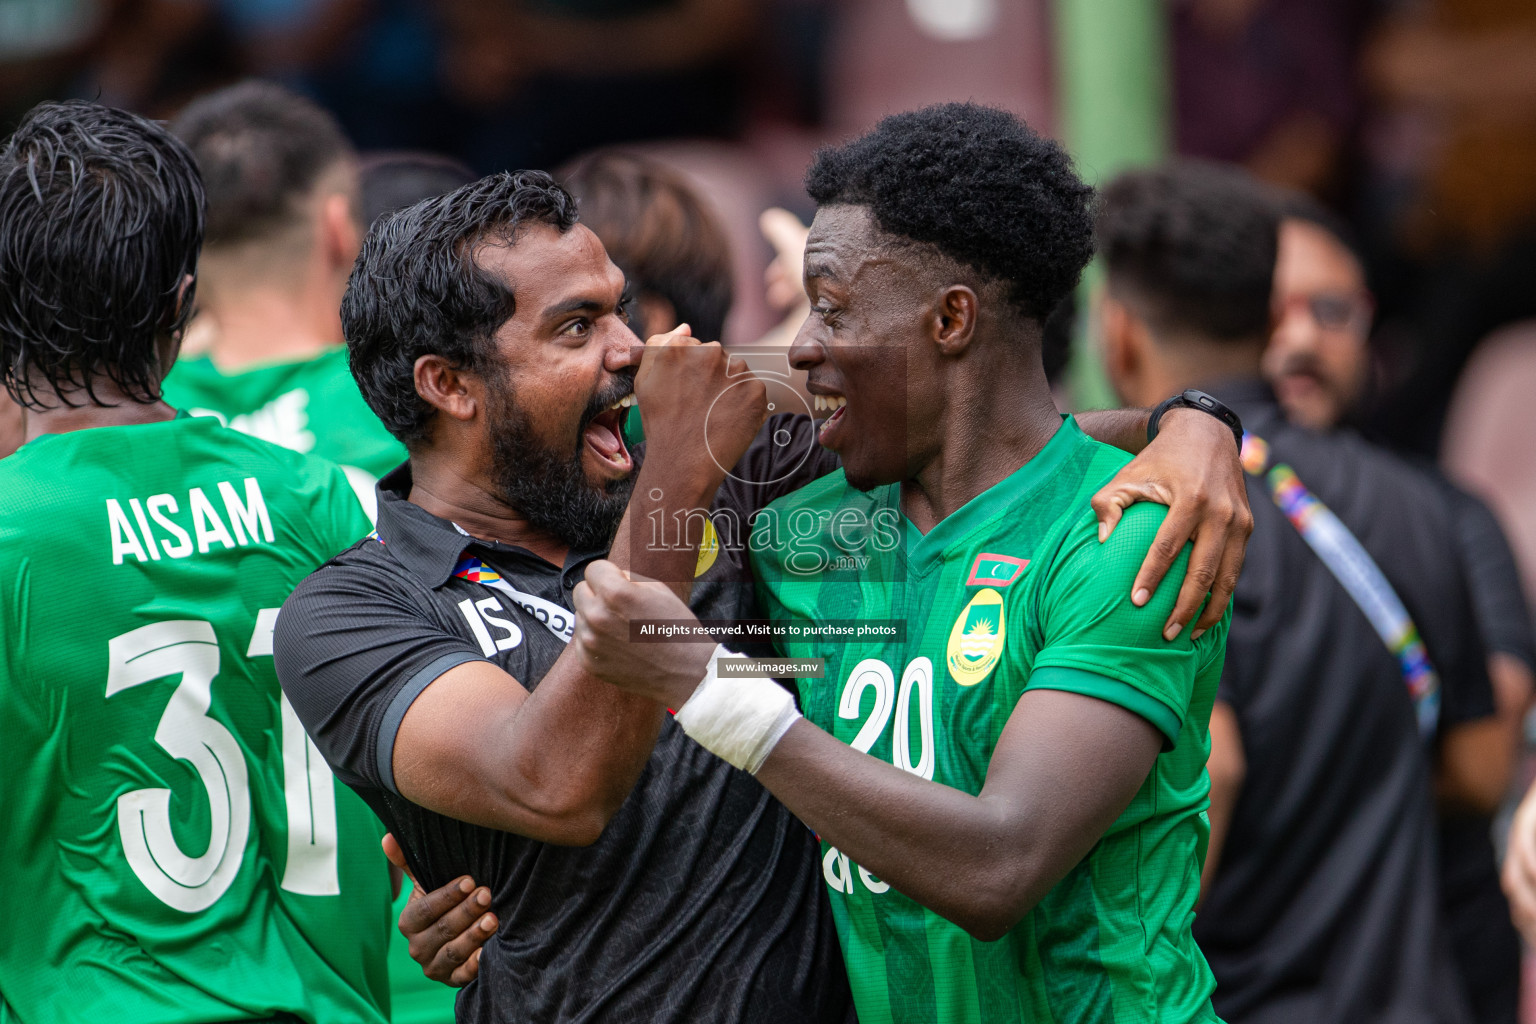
487, 372, 641, 552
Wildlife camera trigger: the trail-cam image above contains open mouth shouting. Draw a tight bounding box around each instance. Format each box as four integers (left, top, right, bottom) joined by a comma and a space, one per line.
811, 391, 848, 447
583, 392, 638, 477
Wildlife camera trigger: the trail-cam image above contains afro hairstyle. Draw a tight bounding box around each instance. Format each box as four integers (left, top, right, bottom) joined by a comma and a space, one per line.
805, 102, 1095, 323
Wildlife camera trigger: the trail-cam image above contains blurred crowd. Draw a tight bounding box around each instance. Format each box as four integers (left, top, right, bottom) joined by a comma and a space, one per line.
6, 1, 1536, 1023
6, 0, 1535, 457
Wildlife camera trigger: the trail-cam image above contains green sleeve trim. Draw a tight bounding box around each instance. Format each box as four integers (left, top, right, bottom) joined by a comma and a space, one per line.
1026, 665, 1183, 748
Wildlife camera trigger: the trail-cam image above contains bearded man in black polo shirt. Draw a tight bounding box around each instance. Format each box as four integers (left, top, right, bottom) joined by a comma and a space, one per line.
275, 168, 1252, 1022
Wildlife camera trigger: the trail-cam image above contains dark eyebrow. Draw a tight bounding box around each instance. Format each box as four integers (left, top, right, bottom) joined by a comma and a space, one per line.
803, 257, 839, 283
540, 296, 608, 321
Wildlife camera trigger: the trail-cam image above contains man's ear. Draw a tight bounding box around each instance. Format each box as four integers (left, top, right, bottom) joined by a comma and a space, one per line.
933, 284, 978, 356
321, 192, 363, 271
158, 273, 197, 378
414, 354, 480, 424
1096, 291, 1143, 396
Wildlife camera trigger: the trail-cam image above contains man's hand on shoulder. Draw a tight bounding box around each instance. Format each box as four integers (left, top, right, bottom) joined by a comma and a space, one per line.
1091, 407, 1252, 641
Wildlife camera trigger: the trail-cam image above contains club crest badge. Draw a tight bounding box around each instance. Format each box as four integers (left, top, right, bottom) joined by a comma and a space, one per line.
947, 587, 1006, 686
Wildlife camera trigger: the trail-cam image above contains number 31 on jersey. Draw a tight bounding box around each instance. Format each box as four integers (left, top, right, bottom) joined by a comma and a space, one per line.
106, 613, 337, 913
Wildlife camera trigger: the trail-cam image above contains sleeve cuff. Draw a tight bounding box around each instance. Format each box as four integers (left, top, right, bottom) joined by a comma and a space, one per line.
1026, 665, 1184, 748
376, 651, 487, 794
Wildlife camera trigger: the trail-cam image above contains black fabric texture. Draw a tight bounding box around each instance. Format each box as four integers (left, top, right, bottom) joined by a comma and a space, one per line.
1194, 379, 1487, 1024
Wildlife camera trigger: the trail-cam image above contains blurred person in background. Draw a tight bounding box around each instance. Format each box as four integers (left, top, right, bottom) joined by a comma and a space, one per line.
560, 148, 734, 344
1171, 0, 1375, 198
0, 97, 393, 1024
1359, 0, 1536, 458
436, 0, 753, 171
559, 147, 812, 398
1098, 160, 1496, 1024
161, 80, 405, 520
360, 150, 476, 226
1264, 189, 1531, 1024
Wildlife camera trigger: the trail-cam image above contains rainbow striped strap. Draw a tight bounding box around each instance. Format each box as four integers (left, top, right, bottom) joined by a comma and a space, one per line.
1240, 433, 1441, 739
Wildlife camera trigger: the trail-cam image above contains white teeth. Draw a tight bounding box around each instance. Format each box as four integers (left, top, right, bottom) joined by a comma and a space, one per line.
814, 395, 825, 411
608, 394, 637, 410
813, 395, 845, 413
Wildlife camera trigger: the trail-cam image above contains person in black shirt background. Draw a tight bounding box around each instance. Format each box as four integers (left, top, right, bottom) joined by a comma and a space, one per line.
275, 168, 1254, 1021
1263, 190, 1532, 1024
1097, 160, 1499, 1024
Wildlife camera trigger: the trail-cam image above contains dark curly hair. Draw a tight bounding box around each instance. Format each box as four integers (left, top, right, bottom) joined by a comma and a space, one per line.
805, 102, 1095, 322
0, 100, 204, 410
1097, 161, 1278, 343
343, 170, 579, 447
172, 80, 355, 248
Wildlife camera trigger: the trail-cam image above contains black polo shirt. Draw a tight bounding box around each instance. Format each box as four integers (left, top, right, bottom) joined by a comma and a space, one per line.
1437, 482, 1533, 1024
1193, 380, 1491, 1024
274, 415, 852, 1023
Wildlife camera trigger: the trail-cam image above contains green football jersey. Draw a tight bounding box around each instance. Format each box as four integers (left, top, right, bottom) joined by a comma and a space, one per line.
161, 348, 406, 520
752, 418, 1228, 1024
0, 415, 392, 1024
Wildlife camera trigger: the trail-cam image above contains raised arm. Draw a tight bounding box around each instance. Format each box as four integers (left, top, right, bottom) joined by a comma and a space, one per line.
392, 337, 765, 843
278, 335, 767, 847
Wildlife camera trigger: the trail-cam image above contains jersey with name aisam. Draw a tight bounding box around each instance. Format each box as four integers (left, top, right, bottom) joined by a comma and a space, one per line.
753, 418, 1228, 1024
0, 415, 391, 1024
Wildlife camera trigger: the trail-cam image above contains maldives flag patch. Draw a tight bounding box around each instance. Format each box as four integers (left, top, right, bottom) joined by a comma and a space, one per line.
966, 553, 1028, 587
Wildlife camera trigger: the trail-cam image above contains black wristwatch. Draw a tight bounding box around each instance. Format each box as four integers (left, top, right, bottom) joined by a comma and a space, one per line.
1146, 390, 1244, 453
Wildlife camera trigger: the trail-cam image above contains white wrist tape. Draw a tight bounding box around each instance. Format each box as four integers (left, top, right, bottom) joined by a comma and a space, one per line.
673, 644, 802, 774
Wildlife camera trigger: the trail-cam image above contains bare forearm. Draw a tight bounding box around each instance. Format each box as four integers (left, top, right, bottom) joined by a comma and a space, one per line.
1076, 408, 1151, 455
494, 462, 722, 832
755, 724, 1071, 940
1201, 702, 1245, 898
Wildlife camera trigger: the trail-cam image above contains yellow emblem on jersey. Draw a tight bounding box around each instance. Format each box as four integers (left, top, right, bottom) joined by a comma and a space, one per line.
694, 517, 720, 577
947, 587, 1006, 686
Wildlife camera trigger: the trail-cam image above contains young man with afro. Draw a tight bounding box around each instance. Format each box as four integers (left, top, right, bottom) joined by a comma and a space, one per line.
569, 103, 1246, 1023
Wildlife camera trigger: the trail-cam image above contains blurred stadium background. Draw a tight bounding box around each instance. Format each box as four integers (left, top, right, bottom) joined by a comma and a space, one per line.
7, 0, 1536, 450
6, 0, 1536, 1015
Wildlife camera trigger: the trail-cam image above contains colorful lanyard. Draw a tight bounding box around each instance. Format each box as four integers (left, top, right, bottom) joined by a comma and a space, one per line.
368, 532, 574, 644
1240, 433, 1441, 739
